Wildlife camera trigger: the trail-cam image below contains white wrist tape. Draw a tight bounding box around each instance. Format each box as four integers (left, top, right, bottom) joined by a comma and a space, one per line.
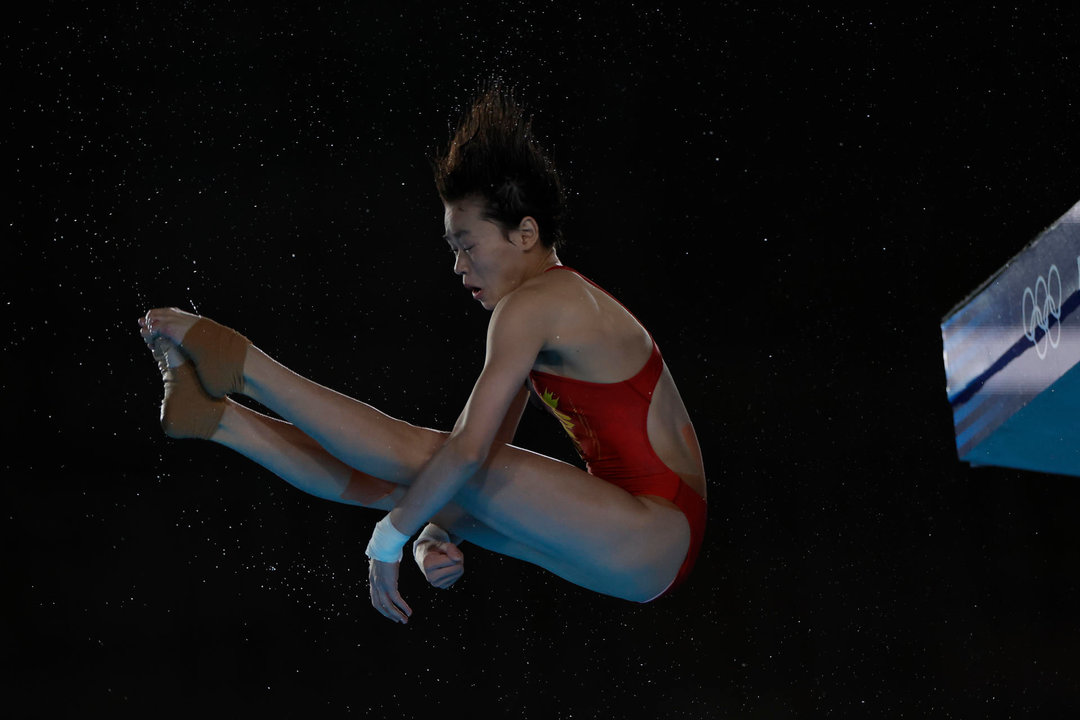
412, 523, 451, 564
365, 515, 410, 563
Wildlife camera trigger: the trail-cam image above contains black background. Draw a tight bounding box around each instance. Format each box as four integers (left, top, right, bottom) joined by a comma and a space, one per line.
6, 2, 1080, 717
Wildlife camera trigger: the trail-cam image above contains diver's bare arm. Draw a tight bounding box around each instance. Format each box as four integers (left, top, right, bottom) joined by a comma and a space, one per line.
386, 291, 549, 537
493, 383, 530, 448
419, 385, 526, 548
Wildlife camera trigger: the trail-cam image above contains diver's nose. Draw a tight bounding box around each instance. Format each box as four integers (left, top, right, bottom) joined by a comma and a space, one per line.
453, 250, 468, 275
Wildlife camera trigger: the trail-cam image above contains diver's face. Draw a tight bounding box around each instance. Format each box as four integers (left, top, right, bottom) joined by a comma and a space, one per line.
443, 197, 524, 310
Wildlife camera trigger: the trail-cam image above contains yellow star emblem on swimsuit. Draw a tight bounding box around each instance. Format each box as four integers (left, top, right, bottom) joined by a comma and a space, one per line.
540, 388, 580, 451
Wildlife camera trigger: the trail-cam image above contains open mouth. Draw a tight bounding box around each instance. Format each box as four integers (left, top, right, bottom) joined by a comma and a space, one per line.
464, 284, 482, 298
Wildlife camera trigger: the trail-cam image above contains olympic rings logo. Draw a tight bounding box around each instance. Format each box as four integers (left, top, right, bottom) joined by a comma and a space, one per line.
1021, 264, 1062, 359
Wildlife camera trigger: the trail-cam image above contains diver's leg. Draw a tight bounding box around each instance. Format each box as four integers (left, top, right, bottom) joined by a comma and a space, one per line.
214, 400, 405, 510
234, 344, 689, 600
140, 308, 443, 484
237, 344, 445, 483
142, 309, 690, 600
448, 446, 693, 601
148, 335, 404, 509
212, 399, 614, 591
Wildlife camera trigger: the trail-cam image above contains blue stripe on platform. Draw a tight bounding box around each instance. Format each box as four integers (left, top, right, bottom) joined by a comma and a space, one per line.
952, 388, 990, 425
948, 289, 1080, 407
956, 396, 1010, 453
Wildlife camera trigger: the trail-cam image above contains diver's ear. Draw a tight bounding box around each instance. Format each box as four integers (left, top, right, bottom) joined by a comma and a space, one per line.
512, 216, 540, 250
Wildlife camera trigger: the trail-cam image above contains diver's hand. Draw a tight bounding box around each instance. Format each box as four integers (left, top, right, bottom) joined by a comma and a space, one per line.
415, 539, 465, 589
368, 559, 412, 624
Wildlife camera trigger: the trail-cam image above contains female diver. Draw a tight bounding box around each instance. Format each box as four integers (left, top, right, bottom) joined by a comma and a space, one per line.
138, 84, 707, 623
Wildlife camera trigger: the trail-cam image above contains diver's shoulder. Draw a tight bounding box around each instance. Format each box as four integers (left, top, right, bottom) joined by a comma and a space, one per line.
495, 267, 580, 318
528, 264, 590, 293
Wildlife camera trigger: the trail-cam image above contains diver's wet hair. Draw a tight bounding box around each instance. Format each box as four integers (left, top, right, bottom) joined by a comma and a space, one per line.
433, 81, 567, 248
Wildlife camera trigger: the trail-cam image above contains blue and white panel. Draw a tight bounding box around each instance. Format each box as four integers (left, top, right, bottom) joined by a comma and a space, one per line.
942, 200, 1080, 465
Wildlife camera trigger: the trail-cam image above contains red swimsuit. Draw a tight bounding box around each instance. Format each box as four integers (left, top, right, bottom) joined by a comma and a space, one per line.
528, 267, 707, 599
